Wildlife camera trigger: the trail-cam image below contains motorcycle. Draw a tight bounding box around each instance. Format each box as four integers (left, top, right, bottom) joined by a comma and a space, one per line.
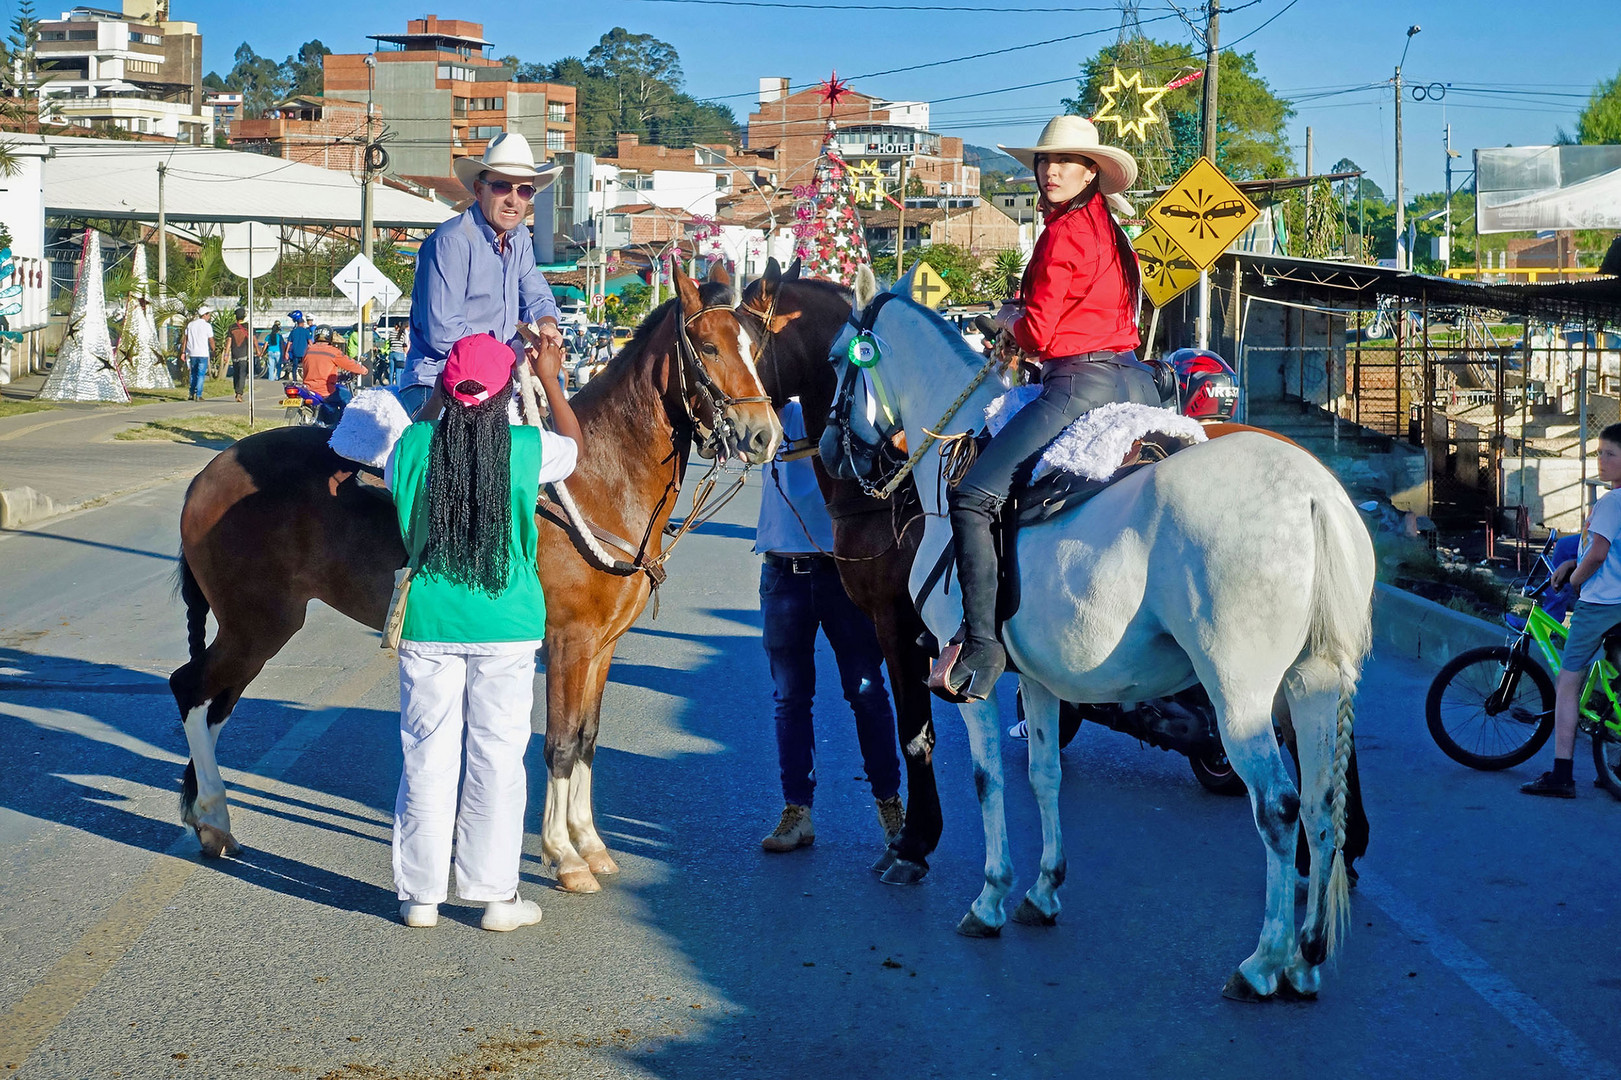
281, 373, 354, 428
1017, 684, 1248, 796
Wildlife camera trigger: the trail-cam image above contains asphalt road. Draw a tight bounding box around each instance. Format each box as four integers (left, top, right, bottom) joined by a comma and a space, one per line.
1, 473, 1618, 1079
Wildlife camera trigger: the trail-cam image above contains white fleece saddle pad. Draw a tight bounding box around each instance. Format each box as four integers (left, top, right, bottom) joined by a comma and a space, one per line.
983, 389, 1207, 482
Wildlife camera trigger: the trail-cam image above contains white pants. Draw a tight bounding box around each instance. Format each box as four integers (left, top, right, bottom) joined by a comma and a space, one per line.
394, 645, 536, 904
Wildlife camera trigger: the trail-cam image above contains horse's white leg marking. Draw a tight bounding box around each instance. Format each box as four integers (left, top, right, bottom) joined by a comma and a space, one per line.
541, 772, 597, 890
180, 702, 232, 836
1211, 680, 1300, 998
566, 760, 617, 873
959, 696, 1014, 928
1019, 678, 1065, 919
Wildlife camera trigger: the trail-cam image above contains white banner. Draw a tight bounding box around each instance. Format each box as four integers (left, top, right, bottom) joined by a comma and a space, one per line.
1474, 145, 1621, 234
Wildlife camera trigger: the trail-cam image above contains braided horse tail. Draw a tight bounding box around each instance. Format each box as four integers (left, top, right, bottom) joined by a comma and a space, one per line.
1305, 494, 1373, 958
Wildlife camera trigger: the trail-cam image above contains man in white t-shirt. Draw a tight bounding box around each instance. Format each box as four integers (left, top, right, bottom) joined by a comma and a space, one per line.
1527, 422, 1621, 798
182, 306, 215, 401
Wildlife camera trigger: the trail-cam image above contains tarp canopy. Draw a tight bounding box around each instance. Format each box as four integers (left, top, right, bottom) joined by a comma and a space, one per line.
1475, 145, 1621, 234
42, 138, 455, 230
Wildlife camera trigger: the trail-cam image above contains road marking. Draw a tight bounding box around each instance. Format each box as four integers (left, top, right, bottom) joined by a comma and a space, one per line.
0, 653, 395, 1071
1360, 870, 1616, 1080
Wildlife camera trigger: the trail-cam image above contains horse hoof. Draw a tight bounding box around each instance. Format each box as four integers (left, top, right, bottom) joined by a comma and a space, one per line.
1276, 979, 1319, 1003
871, 848, 898, 875
556, 867, 601, 894
583, 850, 619, 876
1010, 897, 1057, 927
195, 824, 240, 859
880, 859, 928, 886
1220, 970, 1273, 1003
955, 911, 1001, 938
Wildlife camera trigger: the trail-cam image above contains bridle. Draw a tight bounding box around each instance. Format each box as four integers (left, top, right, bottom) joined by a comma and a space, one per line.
673, 297, 771, 462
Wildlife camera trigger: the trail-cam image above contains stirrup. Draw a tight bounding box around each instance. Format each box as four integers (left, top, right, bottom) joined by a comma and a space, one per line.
927, 639, 1001, 704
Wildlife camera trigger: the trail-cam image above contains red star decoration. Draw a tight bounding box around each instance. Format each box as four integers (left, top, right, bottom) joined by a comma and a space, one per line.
817, 71, 853, 108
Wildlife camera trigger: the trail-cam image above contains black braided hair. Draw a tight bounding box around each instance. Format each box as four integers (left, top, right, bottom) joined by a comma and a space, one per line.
419, 382, 514, 597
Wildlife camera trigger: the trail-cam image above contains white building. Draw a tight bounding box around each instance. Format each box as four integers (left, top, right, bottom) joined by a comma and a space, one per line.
0, 136, 58, 383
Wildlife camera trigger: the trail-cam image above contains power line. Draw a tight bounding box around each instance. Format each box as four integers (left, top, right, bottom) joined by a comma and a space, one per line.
618, 0, 1126, 9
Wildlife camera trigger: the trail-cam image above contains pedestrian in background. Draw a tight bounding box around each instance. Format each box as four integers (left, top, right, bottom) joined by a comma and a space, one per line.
227, 307, 255, 402
263, 320, 285, 381
387, 333, 583, 931
286, 311, 311, 382
182, 305, 214, 401
756, 399, 904, 854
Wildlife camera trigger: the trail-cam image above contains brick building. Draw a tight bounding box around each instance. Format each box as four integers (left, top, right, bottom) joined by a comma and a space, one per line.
229, 96, 374, 172
746, 77, 977, 198
862, 199, 1019, 257
323, 15, 576, 192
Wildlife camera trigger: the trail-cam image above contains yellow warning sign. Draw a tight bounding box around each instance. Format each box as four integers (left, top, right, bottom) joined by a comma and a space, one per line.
1132, 224, 1200, 307
909, 261, 952, 308
1145, 157, 1259, 270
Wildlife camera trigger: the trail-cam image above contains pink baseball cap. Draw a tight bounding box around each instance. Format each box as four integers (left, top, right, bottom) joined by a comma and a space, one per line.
441, 334, 515, 407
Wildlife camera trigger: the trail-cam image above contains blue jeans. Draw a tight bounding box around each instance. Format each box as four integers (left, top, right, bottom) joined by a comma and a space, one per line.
188, 356, 207, 398
760, 555, 901, 806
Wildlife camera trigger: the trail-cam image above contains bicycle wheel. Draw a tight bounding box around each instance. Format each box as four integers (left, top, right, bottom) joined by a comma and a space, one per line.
1426, 646, 1555, 770
1591, 722, 1621, 801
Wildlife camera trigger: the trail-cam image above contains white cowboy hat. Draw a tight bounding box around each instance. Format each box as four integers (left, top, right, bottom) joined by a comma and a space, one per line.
999, 116, 1139, 195
452, 131, 563, 196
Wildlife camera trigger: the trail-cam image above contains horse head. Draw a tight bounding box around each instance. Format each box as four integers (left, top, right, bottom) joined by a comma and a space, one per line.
817, 266, 911, 482
671, 263, 782, 465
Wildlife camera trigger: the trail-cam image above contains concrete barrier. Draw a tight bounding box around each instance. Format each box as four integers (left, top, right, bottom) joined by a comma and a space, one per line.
0, 485, 60, 529
1371, 581, 1509, 669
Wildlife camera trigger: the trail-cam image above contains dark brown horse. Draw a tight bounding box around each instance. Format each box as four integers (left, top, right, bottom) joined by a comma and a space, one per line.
737, 260, 1368, 884
170, 268, 781, 896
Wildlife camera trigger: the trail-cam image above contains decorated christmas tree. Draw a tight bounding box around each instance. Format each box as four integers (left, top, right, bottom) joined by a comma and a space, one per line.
118, 243, 170, 389
792, 72, 872, 286
39, 228, 127, 403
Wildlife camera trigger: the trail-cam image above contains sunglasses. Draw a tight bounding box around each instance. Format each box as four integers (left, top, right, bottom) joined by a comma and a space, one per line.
483, 179, 537, 201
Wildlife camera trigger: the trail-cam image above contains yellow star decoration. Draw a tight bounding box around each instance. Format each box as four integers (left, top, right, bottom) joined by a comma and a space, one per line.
850, 159, 889, 209
1093, 66, 1171, 143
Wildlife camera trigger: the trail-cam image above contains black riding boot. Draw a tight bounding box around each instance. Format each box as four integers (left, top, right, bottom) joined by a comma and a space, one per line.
943, 495, 1006, 701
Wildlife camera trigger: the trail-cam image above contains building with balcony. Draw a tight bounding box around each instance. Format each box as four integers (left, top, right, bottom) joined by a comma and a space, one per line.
323, 15, 575, 194
227, 96, 375, 173
746, 77, 977, 198
34, 2, 210, 143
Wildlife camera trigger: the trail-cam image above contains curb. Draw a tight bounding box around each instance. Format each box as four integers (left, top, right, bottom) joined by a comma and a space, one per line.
0, 468, 199, 532
1371, 581, 1507, 670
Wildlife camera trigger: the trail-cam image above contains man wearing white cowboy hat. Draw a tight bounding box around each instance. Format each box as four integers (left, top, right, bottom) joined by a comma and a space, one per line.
929, 114, 1159, 703
403, 132, 567, 416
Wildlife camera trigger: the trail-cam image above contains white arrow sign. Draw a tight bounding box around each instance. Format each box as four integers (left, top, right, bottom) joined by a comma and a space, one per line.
332, 253, 402, 310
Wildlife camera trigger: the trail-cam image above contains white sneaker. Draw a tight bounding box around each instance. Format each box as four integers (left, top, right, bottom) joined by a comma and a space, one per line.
399, 901, 439, 928
481, 893, 543, 932
1007, 719, 1029, 740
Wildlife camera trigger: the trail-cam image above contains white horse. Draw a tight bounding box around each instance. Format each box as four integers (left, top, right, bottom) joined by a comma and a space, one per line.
820, 275, 1375, 1001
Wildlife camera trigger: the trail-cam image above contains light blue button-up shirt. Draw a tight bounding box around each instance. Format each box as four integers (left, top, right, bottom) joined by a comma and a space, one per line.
406, 202, 561, 388
754, 401, 835, 556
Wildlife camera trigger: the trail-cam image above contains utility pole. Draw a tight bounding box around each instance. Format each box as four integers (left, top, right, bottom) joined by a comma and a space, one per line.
1196, 0, 1219, 349
156, 162, 168, 346
359, 54, 377, 360
895, 155, 909, 277
1395, 26, 1421, 270
1443, 123, 1458, 274
1305, 125, 1314, 239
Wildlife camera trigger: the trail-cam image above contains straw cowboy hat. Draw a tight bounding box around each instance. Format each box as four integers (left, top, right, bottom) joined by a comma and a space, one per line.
452, 131, 563, 196
999, 116, 1139, 195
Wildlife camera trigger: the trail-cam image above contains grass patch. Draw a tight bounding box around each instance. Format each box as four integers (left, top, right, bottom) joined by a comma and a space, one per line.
0, 400, 55, 419
126, 377, 234, 404
115, 414, 266, 448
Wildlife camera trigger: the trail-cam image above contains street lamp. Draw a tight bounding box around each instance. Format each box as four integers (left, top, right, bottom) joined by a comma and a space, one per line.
1443, 123, 1462, 274
1394, 24, 1421, 270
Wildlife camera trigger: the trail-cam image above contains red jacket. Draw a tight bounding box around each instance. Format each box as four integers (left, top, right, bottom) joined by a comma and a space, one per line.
1012, 193, 1140, 361
302, 343, 367, 398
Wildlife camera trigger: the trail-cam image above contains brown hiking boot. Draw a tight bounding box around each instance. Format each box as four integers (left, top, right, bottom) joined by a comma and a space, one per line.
875, 796, 905, 845
761, 804, 814, 853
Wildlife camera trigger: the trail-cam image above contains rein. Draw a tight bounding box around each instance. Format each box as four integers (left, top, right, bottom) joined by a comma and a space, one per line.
674, 301, 772, 459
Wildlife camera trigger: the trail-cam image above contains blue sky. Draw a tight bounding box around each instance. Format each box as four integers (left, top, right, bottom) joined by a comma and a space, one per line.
116, 0, 1621, 195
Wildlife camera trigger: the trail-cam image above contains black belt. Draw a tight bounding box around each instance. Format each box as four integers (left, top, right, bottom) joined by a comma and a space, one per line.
1046, 349, 1131, 365
764, 552, 832, 575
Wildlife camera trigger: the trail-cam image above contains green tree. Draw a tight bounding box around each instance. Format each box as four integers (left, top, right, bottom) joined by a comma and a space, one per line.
1064, 39, 1294, 180
280, 40, 330, 100
221, 43, 282, 118
1576, 69, 1621, 144
586, 27, 683, 130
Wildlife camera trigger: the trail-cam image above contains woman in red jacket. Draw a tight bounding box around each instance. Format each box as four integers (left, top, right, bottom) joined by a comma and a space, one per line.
935, 116, 1157, 702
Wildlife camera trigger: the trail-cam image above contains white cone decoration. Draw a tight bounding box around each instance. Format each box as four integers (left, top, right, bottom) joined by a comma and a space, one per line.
40, 229, 128, 403
119, 243, 169, 389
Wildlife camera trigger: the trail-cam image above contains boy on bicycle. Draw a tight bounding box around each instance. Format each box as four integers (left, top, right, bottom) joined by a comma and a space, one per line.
1526, 422, 1621, 798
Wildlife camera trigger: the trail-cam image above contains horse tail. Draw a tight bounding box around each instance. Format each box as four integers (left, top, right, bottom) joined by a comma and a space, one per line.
1306, 493, 1372, 958
176, 550, 209, 668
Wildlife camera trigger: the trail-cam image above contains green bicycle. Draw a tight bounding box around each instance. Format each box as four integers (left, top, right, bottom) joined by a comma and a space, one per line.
1425, 530, 1621, 796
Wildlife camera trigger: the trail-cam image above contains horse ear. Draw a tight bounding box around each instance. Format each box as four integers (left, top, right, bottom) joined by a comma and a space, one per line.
783, 257, 803, 283
674, 264, 704, 315
891, 262, 919, 298
759, 257, 781, 301
852, 264, 878, 313
707, 261, 732, 287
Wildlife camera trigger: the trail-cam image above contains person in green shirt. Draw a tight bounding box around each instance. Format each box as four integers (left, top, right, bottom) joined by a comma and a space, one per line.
386, 332, 583, 931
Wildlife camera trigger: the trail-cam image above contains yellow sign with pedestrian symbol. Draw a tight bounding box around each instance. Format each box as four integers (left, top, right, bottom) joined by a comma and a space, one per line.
909, 262, 951, 309
1132, 224, 1200, 308
1145, 157, 1259, 270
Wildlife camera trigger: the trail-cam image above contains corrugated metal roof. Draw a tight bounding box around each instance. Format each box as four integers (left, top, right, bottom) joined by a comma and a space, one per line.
43, 138, 455, 229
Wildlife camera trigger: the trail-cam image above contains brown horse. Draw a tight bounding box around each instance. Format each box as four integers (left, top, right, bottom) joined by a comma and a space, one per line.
170, 268, 781, 897
737, 260, 1368, 884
